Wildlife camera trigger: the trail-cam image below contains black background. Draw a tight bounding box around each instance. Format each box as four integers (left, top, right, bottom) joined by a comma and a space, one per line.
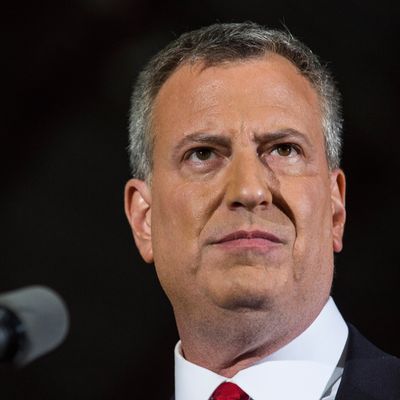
1, 1, 400, 398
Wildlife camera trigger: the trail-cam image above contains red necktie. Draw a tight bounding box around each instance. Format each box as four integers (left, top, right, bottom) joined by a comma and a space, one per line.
210, 382, 250, 400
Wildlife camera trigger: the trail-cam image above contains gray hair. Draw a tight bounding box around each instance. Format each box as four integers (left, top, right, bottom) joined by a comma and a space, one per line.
128, 22, 342, 181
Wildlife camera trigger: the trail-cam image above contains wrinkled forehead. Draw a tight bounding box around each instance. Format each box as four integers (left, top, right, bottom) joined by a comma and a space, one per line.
151, 54, 324, 143
153, 51, 323, 109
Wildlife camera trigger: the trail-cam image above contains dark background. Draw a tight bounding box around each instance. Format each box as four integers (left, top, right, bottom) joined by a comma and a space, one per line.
1, 1, 399, 398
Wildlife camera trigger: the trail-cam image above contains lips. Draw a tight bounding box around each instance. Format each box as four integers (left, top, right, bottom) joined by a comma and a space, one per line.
215, 230, 283, 245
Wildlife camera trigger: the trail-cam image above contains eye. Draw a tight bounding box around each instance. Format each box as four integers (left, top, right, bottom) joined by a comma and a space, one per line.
271, 143, 300, 157
186, 147, 215, 162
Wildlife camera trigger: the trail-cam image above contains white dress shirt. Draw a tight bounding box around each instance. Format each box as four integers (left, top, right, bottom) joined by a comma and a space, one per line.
175, 297, 348, 400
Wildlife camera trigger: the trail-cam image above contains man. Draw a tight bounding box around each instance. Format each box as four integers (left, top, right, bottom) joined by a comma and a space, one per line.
124, 22, 400, 399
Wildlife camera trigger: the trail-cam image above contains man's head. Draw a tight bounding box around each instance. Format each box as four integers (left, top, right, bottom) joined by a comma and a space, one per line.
125, 22, 346, 361
127, 22, 342, 182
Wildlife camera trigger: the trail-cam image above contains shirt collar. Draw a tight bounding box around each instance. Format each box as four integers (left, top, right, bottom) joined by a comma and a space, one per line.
175, 297, 348, 400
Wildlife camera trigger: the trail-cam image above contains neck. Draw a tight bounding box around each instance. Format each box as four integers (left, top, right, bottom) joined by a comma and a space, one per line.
175, 303, 321, 377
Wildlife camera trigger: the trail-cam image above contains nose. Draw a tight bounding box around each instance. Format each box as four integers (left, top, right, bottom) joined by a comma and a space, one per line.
225, 152, 273, 211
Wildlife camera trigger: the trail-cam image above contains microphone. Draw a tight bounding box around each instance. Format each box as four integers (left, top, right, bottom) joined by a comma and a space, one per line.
0, 286, 69, 366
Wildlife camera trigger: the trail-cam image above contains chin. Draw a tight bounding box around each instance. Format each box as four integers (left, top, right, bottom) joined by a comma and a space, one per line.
221, 295, 270, 311
211, 283, 275, 312
206, 264, 288, 311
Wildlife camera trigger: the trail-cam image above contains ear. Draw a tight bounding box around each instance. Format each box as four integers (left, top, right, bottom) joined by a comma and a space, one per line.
330, 169, 346, 253
124, 179, 153, 263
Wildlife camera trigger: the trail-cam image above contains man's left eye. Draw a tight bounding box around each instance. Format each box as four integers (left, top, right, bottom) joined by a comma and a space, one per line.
271, 144, 299, 157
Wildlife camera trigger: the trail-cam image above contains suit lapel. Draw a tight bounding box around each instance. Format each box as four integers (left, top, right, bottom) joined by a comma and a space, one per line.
336, 324, 400, 400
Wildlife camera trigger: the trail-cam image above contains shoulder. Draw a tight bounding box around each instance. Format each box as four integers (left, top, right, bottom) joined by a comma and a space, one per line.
336, 324, 400, 400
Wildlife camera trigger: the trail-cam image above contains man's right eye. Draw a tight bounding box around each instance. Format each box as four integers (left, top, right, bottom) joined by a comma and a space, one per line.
186, 148, 215, 162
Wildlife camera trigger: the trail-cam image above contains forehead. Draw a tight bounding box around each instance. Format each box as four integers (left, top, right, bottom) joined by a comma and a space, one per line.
152, 53, 323, 146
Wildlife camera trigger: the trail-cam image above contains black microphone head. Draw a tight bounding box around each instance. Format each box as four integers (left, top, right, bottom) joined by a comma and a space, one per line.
0, 286, 69, 366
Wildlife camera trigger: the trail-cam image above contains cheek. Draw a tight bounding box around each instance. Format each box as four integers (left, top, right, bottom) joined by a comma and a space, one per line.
150, 179, 220, 304
150, 181, 215, 270
293, 178, 331, 231
282, 177, 334, 271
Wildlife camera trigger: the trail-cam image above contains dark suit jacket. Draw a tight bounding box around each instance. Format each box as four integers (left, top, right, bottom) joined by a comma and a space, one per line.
336, 324, 400, 399
171, 324, 400, 399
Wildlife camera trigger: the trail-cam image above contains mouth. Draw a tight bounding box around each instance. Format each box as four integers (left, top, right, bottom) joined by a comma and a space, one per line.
212, 230, 284, 251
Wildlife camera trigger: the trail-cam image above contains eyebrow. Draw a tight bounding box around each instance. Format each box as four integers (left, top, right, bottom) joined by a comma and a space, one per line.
172, 128, 314, 157
254, 128, 314, 148
172, 132, 232, 158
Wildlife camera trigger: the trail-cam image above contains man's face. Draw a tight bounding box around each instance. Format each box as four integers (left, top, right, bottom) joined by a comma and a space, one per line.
127, 54, 345, 328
